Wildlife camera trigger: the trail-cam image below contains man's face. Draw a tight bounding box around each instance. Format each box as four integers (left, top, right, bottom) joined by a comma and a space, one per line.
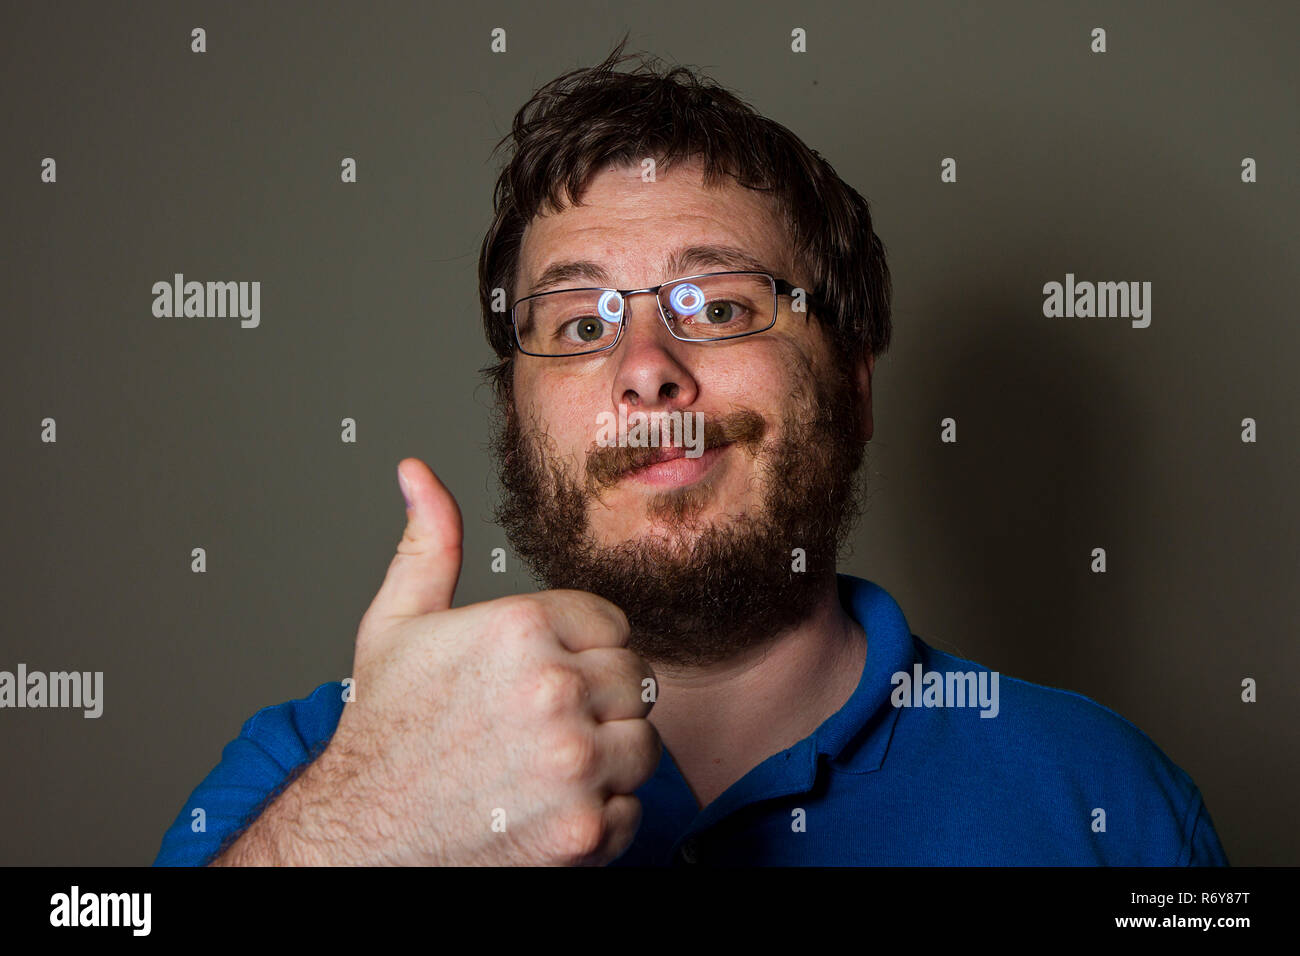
493, 156, 873, 666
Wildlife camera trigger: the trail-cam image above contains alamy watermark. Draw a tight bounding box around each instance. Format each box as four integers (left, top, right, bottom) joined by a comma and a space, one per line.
1042, 273, 1151, 328
595, 404, 705, 456
50, 886, 150, 935
152, 273, 260, 328
891, 663, 999, 718
0, 664, 103, 718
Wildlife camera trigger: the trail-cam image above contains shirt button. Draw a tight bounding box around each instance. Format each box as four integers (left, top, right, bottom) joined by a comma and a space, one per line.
678, 838, 699, 864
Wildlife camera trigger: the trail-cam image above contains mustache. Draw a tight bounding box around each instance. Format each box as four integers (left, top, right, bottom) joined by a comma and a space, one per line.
585, 408, 766, 490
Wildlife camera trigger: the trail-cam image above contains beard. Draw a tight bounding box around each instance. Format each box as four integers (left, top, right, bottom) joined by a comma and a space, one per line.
489, 356, 868, 668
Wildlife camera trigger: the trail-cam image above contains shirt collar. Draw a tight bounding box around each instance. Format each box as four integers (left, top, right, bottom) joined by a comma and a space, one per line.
669, 574, 918, 837
816, 573, 917, 773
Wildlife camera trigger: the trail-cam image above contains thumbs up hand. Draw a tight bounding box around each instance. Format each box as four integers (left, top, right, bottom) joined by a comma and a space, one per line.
356, 458, 466, 638
223, 458, 661, 867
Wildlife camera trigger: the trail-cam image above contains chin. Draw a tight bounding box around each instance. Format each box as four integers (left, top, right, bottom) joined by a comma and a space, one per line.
610, 507, 756, 556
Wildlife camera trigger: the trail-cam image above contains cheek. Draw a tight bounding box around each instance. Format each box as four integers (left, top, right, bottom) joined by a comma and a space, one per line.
713, 337, 817, 410
515, 368, 602, 461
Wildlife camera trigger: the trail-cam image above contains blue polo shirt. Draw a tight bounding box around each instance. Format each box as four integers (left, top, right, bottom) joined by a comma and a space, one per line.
153, 574, 1228, 866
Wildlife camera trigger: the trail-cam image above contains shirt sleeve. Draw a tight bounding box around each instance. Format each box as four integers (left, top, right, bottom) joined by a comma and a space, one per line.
152, 681, 346, 867
1182, 790, 1230, 866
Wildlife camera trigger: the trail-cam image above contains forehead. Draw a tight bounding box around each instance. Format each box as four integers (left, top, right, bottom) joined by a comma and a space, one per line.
515, 158, 790, 298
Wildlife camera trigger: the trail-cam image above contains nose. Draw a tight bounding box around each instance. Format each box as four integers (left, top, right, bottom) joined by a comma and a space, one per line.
609, 291, 699, 411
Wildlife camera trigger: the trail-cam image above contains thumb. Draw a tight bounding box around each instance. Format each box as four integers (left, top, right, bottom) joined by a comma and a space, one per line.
364, 458, 464, 630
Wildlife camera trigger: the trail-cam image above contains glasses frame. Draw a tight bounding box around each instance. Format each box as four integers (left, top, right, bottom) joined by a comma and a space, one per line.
509, 270, 818, 358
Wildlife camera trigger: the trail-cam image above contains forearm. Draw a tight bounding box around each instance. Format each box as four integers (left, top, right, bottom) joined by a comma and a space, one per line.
208, 747, 356, 866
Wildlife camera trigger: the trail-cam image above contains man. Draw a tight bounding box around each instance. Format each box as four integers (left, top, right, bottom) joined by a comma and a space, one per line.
154, 41, 1227, 866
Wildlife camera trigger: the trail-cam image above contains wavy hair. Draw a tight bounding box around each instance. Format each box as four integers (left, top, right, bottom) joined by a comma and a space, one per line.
477, 34, 892, 399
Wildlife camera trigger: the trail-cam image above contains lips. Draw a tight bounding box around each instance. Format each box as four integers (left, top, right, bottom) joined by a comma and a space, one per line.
621, 442, 731, 486
627, 441, 708, 471
644, 445, 692, 465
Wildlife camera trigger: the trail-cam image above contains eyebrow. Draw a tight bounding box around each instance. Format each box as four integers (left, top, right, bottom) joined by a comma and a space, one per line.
525, 244, 779, 297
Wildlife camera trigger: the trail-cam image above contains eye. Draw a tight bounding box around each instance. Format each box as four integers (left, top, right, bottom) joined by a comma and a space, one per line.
701, 300, 741, 324
675, 299, 749, 326
561, 316, 610, 343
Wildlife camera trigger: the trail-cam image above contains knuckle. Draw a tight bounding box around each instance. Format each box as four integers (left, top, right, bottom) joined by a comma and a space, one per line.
553, 806, 607, 862
491, 597, 551, 643
394, 525, 423, 556
558, 590, 629, 636
545, 727, 600, 783
530, 664, 587, 718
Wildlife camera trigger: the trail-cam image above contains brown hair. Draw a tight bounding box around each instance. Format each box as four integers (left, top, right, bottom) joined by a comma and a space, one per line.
477, 34, 892, 400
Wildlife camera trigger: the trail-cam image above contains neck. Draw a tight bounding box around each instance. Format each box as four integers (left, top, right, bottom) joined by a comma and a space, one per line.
646, 572, 867, 810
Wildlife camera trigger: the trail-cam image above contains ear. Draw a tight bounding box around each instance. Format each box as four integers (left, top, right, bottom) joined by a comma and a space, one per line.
854, 351, 875, 443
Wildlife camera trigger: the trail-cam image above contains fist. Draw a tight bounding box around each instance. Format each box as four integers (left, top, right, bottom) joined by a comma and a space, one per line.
316, 458, 661, 866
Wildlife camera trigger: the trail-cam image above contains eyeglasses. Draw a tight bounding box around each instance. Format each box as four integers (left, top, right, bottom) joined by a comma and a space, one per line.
510, 271, 817, 358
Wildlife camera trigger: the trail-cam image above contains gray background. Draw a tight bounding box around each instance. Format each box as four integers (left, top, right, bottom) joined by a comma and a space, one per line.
1, 1, 1295, 865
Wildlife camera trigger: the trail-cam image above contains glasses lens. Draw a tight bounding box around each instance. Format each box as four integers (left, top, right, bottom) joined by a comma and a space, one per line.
514, 274, 776, 356
515, 288, 623, 355
660, 273, 775, 339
